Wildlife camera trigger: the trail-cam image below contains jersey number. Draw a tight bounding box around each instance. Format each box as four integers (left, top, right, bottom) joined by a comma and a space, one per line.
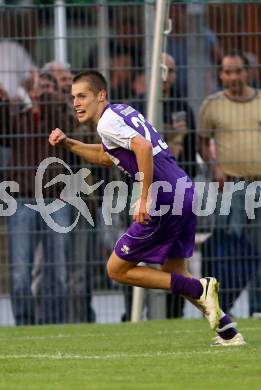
131, 114, 168, 156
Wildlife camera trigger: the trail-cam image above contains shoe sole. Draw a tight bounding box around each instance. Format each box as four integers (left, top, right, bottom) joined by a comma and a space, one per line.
211, 341, 246, 347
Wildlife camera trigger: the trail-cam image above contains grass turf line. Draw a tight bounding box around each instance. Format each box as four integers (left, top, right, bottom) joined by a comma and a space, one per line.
0, 319, 260, 390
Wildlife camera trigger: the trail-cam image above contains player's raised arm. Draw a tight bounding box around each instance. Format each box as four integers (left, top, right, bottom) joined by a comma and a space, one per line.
49, 128, 113, 167
130, 135, 153, 224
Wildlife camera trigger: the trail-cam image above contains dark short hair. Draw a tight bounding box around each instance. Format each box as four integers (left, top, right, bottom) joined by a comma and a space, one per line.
73, 70, 108, 94
222, 50, 249, 69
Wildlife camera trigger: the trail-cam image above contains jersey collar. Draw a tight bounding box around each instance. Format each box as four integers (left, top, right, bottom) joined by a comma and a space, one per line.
100, 103, 111, 119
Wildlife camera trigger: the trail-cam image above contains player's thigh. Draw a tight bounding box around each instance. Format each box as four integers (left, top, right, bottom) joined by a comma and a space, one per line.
161, 257, 192, 277
107, 250, 139, 278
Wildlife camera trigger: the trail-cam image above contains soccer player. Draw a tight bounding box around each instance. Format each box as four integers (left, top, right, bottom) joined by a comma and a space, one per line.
49, 70, 245, 345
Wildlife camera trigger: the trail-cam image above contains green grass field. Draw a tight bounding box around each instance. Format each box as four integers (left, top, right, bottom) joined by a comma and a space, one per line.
0, 319, 260, 390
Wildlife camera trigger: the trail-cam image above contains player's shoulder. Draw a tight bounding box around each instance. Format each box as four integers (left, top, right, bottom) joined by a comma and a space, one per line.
99, 104, 132, 124
97, 104, 123, 134
97, 103, 137, 137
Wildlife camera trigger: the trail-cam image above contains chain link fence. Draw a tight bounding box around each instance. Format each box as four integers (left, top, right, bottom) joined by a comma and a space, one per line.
0, 1, 261, 325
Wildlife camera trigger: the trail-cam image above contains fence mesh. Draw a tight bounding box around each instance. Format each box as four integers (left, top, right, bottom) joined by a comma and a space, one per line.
0, 1, 261, 325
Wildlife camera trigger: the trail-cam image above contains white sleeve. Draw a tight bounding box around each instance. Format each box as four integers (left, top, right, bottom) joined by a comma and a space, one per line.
97, 109, 139, 150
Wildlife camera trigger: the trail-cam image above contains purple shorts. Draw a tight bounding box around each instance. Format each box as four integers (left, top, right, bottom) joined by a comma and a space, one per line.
114, 191, 196, 265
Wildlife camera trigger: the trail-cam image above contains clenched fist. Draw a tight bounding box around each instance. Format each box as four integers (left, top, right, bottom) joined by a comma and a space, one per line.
49, 128, 67, 147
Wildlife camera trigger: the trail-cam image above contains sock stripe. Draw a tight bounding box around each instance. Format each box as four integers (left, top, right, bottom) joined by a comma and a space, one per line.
217, 322, 237, 333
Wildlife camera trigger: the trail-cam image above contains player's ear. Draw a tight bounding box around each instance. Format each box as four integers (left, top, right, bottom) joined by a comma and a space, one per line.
98, 90, 106, 102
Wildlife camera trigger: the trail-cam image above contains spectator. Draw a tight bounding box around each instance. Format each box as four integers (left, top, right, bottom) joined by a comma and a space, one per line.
42, 62, 72, 92
167, 4, 222, 97
83, 12, 143, 70
22, 70, 60, 118
0, 40, 35, 98
38, 71, 59, 95
198, 50, 261, 315
5, 85, 74, 325
42, 61, 73, 107
129, 71, 146, 114
244, 52, 260, 89
161, 52, 197, 179
110, 52, 134, 102
0, 41, 36, 184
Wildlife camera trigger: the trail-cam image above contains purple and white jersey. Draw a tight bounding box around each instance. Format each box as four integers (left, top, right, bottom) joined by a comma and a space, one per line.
97, 104, 190, 195
98, 104, 196, 263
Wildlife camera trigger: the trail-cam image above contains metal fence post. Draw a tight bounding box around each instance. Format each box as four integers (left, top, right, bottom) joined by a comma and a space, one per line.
54, 0, 67, 63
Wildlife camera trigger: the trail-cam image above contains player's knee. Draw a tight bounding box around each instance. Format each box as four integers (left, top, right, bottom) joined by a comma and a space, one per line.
106, 259, 124, 282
